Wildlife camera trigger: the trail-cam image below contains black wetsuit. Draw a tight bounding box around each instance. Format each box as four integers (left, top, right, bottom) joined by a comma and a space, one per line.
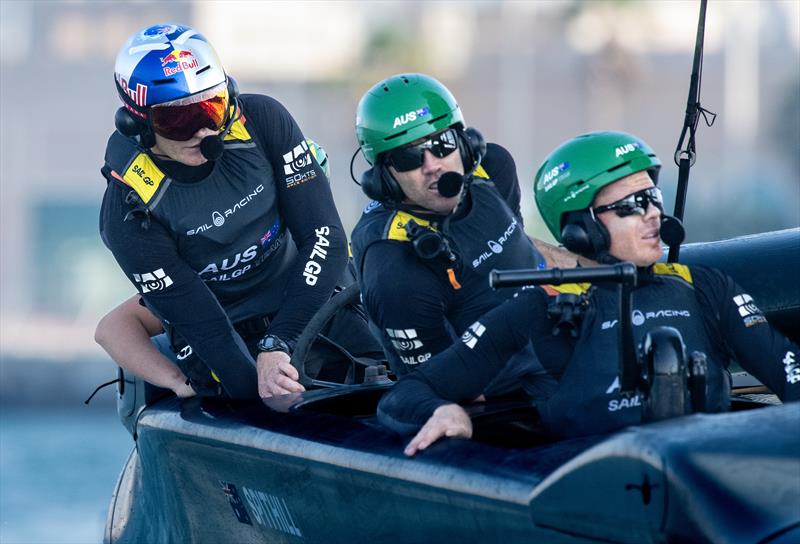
378, 263, 800, 437
100, 94, 348, 399
351, 144, 553, 415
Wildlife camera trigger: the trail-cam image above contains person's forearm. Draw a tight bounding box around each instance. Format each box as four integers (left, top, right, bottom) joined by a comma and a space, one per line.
95, 312, 187, 392
377, 376, 451, 434
532, 238, 595, 268
267, 223, 348, 342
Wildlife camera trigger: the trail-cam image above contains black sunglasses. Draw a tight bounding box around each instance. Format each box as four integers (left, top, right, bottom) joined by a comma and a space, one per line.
593, 187, 663, 217
385, 128, 459, 172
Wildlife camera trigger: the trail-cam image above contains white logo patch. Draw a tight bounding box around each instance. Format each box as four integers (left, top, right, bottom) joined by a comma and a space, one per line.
133, 268, 173, 293
631, 308, 691, 326
614, 142, 640, 158
186, 184, 264, 236
734, 294, 759, 316
602, 319, 618, 330
303, 226, 329, 286
363, 201, 381, 214
541, 162, 569, 192
461, 321, 486, 349
733, 293, 767, 327
392, 106, 431, 129
606, 376, 621, 394
212, 211, 225, 227
783, 351, 800, 385
283, 141, 311, 175
386, 328, 423, 352
176, 345, 193, 361
471, 218, 519, 268
605, 376, 642, 411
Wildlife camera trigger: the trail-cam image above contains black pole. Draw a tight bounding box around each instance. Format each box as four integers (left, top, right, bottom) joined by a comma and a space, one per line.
669, 0, 713, 262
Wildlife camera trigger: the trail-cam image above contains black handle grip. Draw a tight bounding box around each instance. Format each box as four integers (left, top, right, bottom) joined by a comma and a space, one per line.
489, 263, 638, 289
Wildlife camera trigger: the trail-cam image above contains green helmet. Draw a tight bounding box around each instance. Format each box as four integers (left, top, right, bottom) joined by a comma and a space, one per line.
356, 73, 464, 165
534, 131, 661, 242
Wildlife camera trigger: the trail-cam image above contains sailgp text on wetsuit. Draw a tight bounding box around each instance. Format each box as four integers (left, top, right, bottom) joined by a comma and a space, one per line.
303, 226, 330, 286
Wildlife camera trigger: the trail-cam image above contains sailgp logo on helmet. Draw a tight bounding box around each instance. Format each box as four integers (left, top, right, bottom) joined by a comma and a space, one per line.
562, 184, 590, 203
393, 107, 431, 129
615, 142, 641, 158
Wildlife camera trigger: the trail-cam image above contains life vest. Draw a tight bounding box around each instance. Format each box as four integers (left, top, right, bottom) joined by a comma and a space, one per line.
102, 115, 295, 323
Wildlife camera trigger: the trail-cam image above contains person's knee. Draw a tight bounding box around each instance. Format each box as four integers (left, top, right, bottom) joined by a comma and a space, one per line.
94, 312, 114, 348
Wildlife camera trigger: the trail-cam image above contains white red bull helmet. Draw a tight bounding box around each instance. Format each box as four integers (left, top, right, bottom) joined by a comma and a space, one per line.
114, 23, 227, 121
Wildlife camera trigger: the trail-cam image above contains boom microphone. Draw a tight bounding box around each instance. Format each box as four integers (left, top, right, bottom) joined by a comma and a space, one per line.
200, 99, 241, 161
437, 171, 465, 198
200, 135, 225, 161
660, 215, 686, 247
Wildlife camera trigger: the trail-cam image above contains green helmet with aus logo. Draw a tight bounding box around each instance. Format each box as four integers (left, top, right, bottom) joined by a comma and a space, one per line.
356, 73, 464, 165
533, 131, 662, 241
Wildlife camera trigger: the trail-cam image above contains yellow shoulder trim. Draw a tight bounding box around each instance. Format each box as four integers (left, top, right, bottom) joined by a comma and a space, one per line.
543, 283, 591, 296
474, 165, 489, 179
653, 262, 693, 284
122, 153, 166, 204
387, 211, 434, 242
224, 118, 251, 142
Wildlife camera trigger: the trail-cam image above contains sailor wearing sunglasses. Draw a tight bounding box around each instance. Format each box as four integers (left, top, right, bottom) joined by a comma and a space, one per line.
98, 24, 350, 400
346, 74, 568, 419
381, 131, 800, 455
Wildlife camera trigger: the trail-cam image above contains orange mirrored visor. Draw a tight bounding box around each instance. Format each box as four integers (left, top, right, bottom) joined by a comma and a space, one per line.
151, 86, 228, 141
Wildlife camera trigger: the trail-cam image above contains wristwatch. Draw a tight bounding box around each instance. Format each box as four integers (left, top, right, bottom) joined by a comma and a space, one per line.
256, 334, 291, 355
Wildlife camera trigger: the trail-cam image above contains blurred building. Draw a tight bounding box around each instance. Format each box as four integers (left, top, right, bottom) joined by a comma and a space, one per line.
0, 0, 798, 362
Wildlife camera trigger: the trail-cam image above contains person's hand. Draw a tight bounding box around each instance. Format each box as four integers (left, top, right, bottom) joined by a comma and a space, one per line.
404, 404, 472, 457
257, 351, 305, 398
531, 238, 596, 268
172, 379, 197, 399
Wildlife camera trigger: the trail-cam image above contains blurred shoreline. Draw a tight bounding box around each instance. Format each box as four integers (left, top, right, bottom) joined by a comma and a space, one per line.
1, 314, 119, 408
1, 353, 120, 409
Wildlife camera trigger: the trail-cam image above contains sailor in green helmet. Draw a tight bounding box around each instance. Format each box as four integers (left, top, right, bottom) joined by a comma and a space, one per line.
378, 130, 800, 455
534, 131, 667, 265
347, 73, 572, 412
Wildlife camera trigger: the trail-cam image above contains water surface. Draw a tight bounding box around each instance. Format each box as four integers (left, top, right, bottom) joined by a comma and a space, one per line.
1, 408, 132, 544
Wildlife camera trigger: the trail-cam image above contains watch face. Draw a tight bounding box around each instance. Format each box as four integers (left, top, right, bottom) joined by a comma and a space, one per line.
258, 335, 288, 353
258, 337, 275, 351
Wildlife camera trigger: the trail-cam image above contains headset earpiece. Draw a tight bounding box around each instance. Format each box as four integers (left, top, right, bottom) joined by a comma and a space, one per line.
114, 107, 155, 148
359, 163, 404, 207
561, 221, 592, 255
226, 76, 239, 100
561, 210, 611, 260
114, 107, 140, 137
359, 167, 381, 201
457, 127, 487, 174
